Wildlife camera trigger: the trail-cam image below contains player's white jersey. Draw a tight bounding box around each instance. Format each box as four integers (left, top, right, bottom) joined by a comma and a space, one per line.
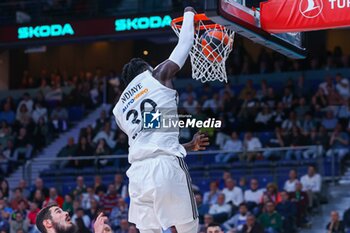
113, 70, 186, 163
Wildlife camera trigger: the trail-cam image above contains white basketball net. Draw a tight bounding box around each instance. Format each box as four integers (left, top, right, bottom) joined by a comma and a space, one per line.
172, 18, 235, 83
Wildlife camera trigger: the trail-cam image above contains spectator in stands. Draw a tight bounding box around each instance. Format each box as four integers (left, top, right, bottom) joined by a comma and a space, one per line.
17, 180, 30, 200
294, 98, 310, 119
239, 177, 248, 192
102, 184, 119, 216
206, 222, 223, 233
0, 198, 11, 229
256, 79, 268, 101
322, 111, 339, 131
10, 211, 29, 233
75, 218, 91, 233
94, 110, 110, 133
302, 127, 324, 159
222, 178, 243, 211
258, 201, 283, 233
203, 93, 220, 114
93, 175, 107, 196
31, 190, 45, 209
50, 103, 68, 133
72, 207, 91, 233
215, 132, 243, 163
16, 104, 32, 127
208, 193, 232, 223
93, 122, 116, 149
27, 202, 40, 227
180, 84, 197, 102
223, 203, 249, 232
30, 178, 49, 199
113, 173, 128, 199
326, 211, 345, 233
290, 182, 309, 227
241, 132, 262, 161
86, 198, 99, 221
242, 214, 264, 233
17, 93, 34, 114
0, 180, 9, 199
81, 187, 99, 211
244, 179, 264, 214
56, 137, 76, 168
10, 188, 27, 210
255, 106, 273, 130
281, 112, 301, 132
283, 169, 299, 192
312, 87, 328, 109
31, 102, 48, 124
62, 194, 74, 216
271, 102, 286, 127
195, 193, 209, 224
203, 181, 220, 205
263, 127, 285, 160
182, 94, 199, 115
72, 176, 87, 199
295, 75, 307, 98
285, 126, 304, 160
94, 139, 111, 166
261, 87, 278, 109
16, 200, 28, 217
238, 93, 258, 128
276, 191, 297, 233
261, 183, 281, 205
319, 76, 334, 95
110, 198, 129, 231
281, 87, 294, 109
117, 219, 129, 233
326, 124, 349, 161
74, 136, 94, 168
335, 73, 350, 100
337, 98, 350, 121
0, 103, 16, 125
300, 166, 321, 210
42, 188, 64, 208
343, 207, 350, 232
300, 112, 316, 134
327, 86, 343, 106
84, 125, 95, 147
45, 81, 63, 103
239, 80, 256, 100
2, 139, 16, 172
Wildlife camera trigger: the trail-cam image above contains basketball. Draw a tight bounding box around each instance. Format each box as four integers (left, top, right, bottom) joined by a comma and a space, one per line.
200, 29, 231, 62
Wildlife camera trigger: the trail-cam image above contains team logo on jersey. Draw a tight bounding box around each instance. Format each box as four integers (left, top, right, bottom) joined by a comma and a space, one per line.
143, 109, 161, 129
299, 0, 323, 18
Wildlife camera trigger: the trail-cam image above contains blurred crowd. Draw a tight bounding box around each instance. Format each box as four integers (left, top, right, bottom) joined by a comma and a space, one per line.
226, 46, 350, 75
0, 166, 349, 233
177, 72, 350, 166
0, 69, 104, 175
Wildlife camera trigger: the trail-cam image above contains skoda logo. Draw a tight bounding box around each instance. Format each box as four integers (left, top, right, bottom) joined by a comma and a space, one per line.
299, 0, 323, 18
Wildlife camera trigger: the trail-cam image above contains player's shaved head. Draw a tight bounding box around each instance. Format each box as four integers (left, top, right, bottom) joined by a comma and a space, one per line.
121, 58, 151, 88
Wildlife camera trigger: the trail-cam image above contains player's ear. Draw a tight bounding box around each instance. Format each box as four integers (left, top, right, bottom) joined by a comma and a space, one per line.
43, 219, 53, 229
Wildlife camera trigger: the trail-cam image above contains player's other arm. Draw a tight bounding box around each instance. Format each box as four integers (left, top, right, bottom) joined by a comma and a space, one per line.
183, 132, 210, 152
153, 7, 195, 87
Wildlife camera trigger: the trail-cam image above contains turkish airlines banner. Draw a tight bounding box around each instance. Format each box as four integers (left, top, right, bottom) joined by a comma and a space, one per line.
260, 0, 350, 33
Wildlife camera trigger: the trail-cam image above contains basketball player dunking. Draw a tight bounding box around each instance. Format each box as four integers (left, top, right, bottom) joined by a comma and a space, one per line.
113, 6, 209, 233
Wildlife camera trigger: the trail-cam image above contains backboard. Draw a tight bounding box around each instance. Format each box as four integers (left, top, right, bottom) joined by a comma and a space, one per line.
204, 0, 307, 59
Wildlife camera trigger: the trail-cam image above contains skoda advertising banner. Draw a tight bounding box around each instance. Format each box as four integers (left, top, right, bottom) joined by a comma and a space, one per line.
0, 14, 175, 47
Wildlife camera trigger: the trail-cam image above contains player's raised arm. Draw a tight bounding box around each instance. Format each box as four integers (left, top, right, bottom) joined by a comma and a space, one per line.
153, 7, 195, 85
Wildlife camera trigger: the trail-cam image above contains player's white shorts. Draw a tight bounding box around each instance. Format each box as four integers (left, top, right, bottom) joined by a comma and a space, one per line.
126, 155, 198, 230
